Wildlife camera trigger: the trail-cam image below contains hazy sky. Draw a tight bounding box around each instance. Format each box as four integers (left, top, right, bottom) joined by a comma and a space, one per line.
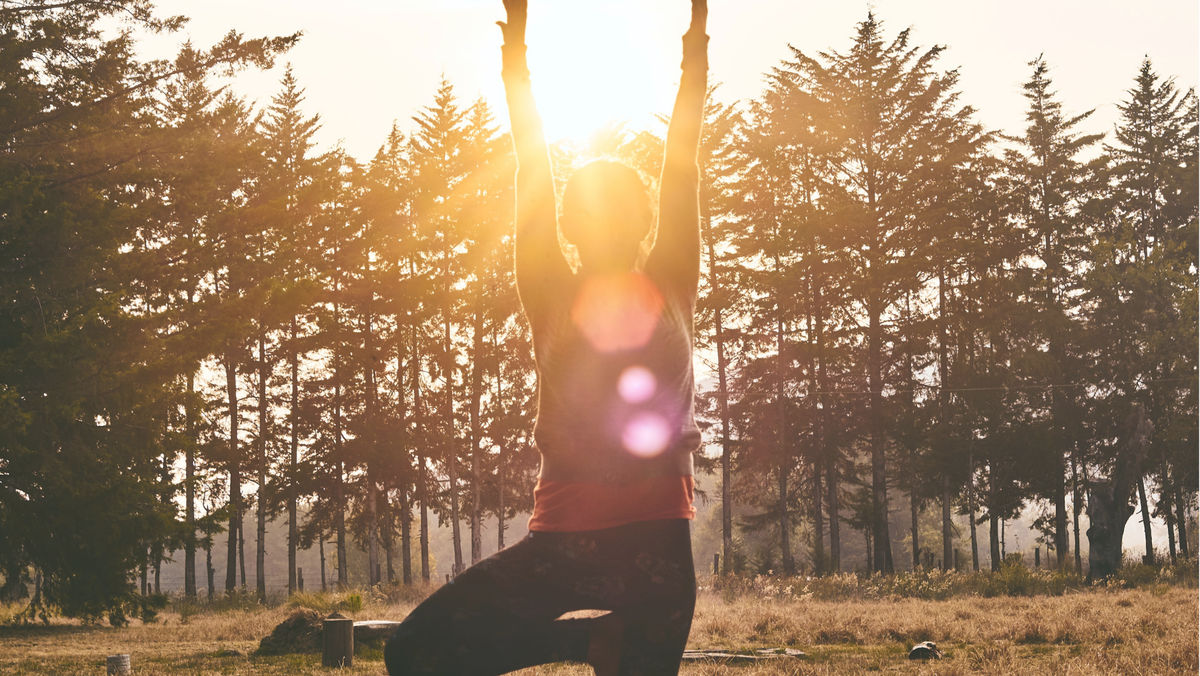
142, 0, 1199, 160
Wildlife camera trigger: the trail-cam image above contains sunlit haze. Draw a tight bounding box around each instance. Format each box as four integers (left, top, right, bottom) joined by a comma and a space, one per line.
143, 0, 1198, 159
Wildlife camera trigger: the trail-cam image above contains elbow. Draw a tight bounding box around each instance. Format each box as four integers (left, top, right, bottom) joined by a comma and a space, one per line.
662, 154, 700, 181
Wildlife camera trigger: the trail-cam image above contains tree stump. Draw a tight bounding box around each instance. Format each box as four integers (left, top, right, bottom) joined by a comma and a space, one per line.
106, 654, 131, 675
322, 613, 354, 668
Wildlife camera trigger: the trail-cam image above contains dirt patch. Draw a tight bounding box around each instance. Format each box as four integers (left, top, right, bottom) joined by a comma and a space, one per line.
256, 609, 323, 655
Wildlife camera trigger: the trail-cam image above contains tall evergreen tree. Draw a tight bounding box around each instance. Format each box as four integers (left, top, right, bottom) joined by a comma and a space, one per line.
1004, 56, 1103, 568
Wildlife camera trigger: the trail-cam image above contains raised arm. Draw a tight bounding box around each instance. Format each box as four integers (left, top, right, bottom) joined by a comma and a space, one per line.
646, 0, 708, 301
498, 0, 572, 321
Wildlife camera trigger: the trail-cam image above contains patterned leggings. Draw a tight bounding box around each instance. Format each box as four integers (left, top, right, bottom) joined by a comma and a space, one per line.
384, 518, 696, 675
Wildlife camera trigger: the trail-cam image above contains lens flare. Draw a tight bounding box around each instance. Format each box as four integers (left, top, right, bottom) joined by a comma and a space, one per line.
617, 365, 656, 404
571, 272, 663, 353
622, 412, 670, 458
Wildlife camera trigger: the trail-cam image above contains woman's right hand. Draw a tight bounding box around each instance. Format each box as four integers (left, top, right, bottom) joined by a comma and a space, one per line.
498, 0, 527, 45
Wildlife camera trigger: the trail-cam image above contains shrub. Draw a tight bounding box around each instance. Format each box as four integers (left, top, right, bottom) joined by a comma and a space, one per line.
702, 557, 1193, 602
287, 590, 363, 614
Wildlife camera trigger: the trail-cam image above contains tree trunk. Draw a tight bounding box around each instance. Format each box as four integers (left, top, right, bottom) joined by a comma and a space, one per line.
1087, 406, 1152, 580
826, 455, 840, 572
224, 351, 240, 594
319, 538, 327, 592
334, 293, 347, 589
1137, 475, 1154, 564
413, 332, 431, 582
1160, 458, 1176, 562
812, 462, 824, 575
806, 299, 824, 576
419, 452, 430, 582
707, 235, 734, 576
239, 506, 246, 589
989, 511, 1001, 571
206, 539, 214, 601
468, 310, 485, 565
367, 470, 379, 585
184, 370, 197, 599
335, 461, 347, 589
937, 270, 953, 572
1053, 433, 1068, 569
288, 317, 300, 595
395, 348, 412, 585
910, 485, 920, 570
1001, 518, 1007, 560
941, 475, 952, 571
1174, 483, 1190, 558
153, 549, 161, 595
967, 450, 979, 571
863, 525, 872, 570
868, 299, 892, 573
1080, 449, 1089, 571
400, 486, 413, 585
495, 354, 506, 552
366, 313, 380, 586
383, 491, 396, 583
777, 465, 793, 575
444, 317, 463, 576
256, 330, 268, 604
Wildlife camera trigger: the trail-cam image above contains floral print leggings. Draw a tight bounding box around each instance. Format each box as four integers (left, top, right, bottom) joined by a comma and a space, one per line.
384, 518, 696, 675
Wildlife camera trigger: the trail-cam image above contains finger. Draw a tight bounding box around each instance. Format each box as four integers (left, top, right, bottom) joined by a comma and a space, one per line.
691, 0, 707, 24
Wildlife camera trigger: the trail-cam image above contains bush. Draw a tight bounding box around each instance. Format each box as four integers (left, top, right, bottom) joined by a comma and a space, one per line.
702, 558, 1195, 602
287, 590, 363, 614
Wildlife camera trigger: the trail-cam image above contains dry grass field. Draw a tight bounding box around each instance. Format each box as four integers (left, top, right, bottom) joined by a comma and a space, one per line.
1, 581, 1196, 675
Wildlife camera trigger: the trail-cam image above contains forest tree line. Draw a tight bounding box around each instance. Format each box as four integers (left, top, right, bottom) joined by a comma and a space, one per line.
1, 2, 1196, 620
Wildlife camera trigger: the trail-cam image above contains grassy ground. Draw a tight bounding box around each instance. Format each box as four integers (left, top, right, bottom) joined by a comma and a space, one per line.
1, 583, 1195, 674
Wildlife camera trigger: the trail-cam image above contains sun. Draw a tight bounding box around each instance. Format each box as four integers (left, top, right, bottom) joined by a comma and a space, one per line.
523, 4, 683, 144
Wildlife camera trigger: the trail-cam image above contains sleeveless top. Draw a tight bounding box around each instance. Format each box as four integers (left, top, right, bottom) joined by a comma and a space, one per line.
526, 269, 699, 531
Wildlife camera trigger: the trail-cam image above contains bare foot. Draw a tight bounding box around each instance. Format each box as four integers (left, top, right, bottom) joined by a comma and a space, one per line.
587, 612, 624, 676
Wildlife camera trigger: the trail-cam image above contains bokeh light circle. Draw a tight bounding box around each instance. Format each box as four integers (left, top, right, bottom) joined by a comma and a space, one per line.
618, 365, 657, 404
622, 412, 671, 458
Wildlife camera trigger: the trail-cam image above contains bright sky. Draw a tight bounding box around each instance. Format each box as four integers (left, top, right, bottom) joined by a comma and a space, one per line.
141, 0, 1199, 160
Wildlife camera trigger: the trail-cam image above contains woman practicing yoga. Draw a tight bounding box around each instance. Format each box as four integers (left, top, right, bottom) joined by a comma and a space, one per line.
385, 1, 707, 673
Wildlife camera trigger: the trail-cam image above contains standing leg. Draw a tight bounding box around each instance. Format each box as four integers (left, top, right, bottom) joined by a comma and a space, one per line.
568, 520, 697, 676
385, 533, 593, 675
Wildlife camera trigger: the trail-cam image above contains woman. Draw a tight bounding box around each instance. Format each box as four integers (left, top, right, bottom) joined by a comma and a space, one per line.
385, 1, 707, 673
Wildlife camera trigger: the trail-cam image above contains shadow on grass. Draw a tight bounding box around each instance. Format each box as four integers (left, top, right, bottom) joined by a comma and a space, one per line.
0, 624, 102, 638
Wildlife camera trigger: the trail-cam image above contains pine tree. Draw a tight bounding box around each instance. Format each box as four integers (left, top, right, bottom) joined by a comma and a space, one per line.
781, 13, 983, 572
1088, 60, 1198, 562
1004, 55, 1103, 569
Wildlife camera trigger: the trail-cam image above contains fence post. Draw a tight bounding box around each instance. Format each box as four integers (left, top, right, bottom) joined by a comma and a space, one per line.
1035, 547, 1040, 568
713, 553, 720, 575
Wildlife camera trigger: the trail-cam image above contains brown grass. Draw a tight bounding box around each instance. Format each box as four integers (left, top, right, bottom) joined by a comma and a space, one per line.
1, 585, 1195, 674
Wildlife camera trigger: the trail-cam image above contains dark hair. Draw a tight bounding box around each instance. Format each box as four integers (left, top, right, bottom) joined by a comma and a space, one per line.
561, 160, 653, 269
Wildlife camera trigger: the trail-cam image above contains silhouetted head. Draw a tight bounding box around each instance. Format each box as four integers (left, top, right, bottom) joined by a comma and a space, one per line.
561, 160, 653, 274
